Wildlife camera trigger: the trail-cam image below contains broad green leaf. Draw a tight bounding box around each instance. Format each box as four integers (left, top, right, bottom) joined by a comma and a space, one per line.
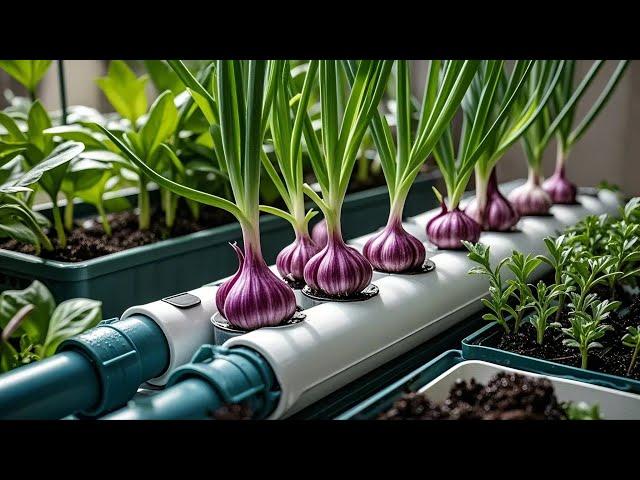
0, 220, 39, 246
42, 298, 102, 357
0, 280, 55, 344
95, 60, 148, 123
0, 111, 26, 140
43, 125, 107, 150
0, 60, 52, 92
14, 141, 84, 188
140, 90, 178, 157
27, 100, 53, 153
144, 60, 185, 95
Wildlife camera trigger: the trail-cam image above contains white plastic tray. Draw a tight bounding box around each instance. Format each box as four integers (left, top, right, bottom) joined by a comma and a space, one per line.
422, 360, 640, 420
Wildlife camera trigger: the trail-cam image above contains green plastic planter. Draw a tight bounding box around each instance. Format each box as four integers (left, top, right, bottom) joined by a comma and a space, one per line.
336, 350, 465, 419
0, 173, 439, 318
461, 321, 640, 394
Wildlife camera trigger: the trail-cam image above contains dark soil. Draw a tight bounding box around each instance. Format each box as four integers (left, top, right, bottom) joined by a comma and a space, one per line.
0, 205, 234, 262
485, 293, 640, 381
212, 403, 253, 420
378, 371, 567, 420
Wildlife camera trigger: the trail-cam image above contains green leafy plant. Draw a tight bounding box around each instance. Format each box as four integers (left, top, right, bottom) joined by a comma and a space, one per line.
561, 293, 620, 369
60, 151, 122, 234
566, 256, 621, 312
0, 151, 84, 253
564, 402, 601, 420
96, 60, 149, 126
622, 325, 640, 375
1, 98, 87, 246
463, 241, 517, 333
144, 60, 185, 96
0, 60, 52, 100
506, 250, 542, 332
0, 280, 101, 372
526, 281, 568, 344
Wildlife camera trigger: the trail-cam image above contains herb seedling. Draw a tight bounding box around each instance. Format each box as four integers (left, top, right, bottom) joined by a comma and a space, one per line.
566, 256, 621, 312
463, 241, 517, 333
564, 402, 601, 420
622, 325, 640, 375
562, 293, 620, 369
527, 281, 568, 344
506, 250, 542, 332
605, 222, 640, 296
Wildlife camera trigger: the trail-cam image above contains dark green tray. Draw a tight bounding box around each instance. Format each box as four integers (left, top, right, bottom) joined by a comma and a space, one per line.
0, 173, 439, 318
461, 321, 640, 393
335, 350, 465, 420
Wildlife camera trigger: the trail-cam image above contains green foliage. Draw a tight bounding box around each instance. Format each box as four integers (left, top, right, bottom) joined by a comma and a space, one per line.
0, 60, 52, 98
506, 250, 542, 332
527, 281, 569, 344
561, 293, 620, 369
0, 140, 83, 251
144, 60, 185, 96
622, 325, 640, 375
0, 281, 101, 372
96, 60, 149, 125
463, 241, 516, 333
564, 401, 602, 420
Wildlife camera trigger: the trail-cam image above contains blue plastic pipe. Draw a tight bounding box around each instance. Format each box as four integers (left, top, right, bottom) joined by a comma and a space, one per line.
0, 351, 100, 420
0, 315, 169, 419
103, 346, 280, 420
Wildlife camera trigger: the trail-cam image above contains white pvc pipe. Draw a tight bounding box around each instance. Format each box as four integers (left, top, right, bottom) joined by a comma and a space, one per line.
225, 190, 620, 418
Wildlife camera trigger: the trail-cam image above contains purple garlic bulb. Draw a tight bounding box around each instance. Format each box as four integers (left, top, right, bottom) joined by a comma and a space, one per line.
276, 233, 321, 283
466, 169, 520, 231
508, 173, 552, 216
542, 165, 577, 204
215, 242, 244, 318
363, 219, 425, 273
303, 234, 373, 296
311, 219, 328, 248
223, 248, 297, 331
427, 202, 481, 250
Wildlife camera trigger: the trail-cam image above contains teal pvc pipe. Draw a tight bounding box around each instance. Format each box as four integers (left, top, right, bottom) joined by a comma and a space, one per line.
0, 351, 99, 420
101, 346, 280, 420
102, 378, 223, 420
0, 315, 170, 419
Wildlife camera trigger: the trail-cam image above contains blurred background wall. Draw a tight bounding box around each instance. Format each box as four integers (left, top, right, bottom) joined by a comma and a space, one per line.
2, 60, 637, 195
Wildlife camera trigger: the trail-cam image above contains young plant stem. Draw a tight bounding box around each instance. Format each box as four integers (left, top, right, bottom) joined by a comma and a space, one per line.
628, 343, 639, 375
581, 348, 588, 369
64, 194, 74, 231
51, 203, 66, 248
138, 176, 150, 231
96, 202, 112, 236
163, 190, 176, 229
